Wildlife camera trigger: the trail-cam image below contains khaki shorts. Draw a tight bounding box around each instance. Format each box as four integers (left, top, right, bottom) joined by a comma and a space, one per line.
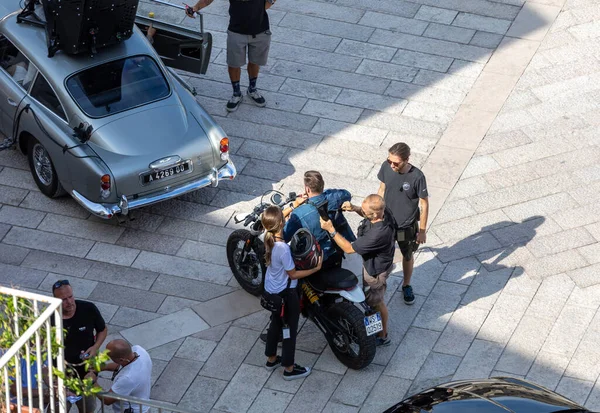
362, 266, 392, 307
227, 30, 271, 67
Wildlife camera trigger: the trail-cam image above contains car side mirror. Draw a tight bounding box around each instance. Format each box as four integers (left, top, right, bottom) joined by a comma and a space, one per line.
72, 122, 93, 142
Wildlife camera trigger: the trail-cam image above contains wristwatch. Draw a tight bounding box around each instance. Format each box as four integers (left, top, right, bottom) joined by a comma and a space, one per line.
329, 231, 337, 238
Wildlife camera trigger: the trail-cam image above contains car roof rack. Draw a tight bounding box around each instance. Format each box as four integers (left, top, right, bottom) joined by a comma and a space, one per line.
15, 0, 68, 58
15, 0, 139, 58
16, 0, 45, 28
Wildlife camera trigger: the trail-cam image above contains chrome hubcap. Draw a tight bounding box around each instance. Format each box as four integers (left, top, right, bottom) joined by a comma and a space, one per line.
33, 143, 53, 186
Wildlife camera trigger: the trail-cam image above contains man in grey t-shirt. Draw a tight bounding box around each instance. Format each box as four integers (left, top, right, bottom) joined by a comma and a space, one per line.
377, 142, 429, 305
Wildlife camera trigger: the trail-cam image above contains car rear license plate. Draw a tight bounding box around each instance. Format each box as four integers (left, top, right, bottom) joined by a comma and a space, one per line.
364, 312, 383, 336
143, 161, 190, 184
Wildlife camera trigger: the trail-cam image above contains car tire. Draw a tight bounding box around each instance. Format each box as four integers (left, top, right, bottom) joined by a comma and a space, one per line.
27, 137, 66, 198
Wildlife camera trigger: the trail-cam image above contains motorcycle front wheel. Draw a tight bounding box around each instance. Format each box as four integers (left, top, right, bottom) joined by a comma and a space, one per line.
326, 302, 376, 370
226, 229, 266, 296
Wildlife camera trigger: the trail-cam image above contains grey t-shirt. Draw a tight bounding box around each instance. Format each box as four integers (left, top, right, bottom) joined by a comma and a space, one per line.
378, 161, 428, 229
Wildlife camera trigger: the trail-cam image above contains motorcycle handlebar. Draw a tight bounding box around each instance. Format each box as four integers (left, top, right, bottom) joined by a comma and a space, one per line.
238, 192, 297, 227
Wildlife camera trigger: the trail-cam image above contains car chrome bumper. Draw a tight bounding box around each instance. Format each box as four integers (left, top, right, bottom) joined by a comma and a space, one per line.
70, 161, 236, 219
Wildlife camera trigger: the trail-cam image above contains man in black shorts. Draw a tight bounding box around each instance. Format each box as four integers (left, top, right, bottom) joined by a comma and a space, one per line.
320, 194, 395, 346
186, 0, 275, 112
378, 142, 429, 305
52, 280, 108, 412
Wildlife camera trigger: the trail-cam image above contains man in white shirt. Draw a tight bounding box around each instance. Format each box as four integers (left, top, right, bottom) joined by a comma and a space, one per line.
94, 339, 152, 413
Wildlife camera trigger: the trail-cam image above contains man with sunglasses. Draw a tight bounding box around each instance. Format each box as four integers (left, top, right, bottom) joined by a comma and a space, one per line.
52, 279, 108, 412
378, 142, 429, 305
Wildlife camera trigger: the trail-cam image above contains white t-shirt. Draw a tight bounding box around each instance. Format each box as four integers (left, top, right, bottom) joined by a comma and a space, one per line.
111, 345, 153, 413
264, 241, 297, 294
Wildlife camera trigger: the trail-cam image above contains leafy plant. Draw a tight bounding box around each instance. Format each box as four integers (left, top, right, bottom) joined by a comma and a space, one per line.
0, 292, 109, 409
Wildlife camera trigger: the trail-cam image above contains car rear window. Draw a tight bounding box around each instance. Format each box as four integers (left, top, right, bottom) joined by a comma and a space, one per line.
65, 55, 169, 118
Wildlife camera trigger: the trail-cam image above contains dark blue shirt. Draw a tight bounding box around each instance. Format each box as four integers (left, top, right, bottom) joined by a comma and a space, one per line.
283, 189, 356, 260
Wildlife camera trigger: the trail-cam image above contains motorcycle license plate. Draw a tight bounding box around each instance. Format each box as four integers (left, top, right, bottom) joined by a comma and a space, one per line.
364, 312, 383, 336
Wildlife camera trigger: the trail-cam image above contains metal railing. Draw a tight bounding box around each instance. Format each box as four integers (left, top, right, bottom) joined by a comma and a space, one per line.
0, 287, 66, 413
96, 392, 198, 413
0, 287, 199, 413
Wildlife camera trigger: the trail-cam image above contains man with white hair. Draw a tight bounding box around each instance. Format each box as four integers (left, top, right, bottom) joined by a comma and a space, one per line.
320, 194, 396, 347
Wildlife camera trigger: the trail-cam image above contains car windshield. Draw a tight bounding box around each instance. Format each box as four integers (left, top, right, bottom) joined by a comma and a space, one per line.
65, 55, 169, 118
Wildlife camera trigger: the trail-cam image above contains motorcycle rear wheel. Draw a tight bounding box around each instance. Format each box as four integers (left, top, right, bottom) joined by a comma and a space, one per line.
226, 229, 265, 296
326, 302, 376, 370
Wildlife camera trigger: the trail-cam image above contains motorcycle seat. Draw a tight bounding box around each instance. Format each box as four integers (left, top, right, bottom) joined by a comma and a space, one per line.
307, 267, 358, 292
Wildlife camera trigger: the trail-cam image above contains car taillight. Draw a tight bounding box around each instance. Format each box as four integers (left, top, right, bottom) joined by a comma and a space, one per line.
220, 137, 229, 160
100, 174, 111, 199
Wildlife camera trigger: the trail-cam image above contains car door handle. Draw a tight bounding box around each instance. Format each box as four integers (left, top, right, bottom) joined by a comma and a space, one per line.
7, 98, 17, 107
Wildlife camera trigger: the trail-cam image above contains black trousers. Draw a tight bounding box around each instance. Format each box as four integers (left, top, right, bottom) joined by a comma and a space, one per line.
265, 288, 300, 367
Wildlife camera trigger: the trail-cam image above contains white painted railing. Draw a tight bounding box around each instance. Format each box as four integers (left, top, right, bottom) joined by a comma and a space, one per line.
0, 287, 199, 413
0, 287, 66, 413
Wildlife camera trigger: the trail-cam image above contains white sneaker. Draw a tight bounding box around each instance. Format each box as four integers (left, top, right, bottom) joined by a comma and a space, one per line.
247, 88, 266, 107
226, 94, 243, 112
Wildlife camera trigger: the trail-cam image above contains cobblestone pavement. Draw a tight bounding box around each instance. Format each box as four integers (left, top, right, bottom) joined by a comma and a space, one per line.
1, 0, 600, 411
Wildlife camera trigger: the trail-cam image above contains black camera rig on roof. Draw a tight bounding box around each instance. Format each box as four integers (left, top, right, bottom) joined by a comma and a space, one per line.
16, 0, 139, 57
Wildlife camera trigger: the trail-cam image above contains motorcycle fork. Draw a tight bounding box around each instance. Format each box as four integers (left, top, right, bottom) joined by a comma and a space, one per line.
240, 236, 256, 262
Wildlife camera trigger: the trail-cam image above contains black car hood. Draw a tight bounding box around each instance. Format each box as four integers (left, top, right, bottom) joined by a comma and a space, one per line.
384, 377, 587, 413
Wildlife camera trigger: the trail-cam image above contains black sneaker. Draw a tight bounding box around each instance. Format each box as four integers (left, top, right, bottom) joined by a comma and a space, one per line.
376, 336, 391, 347
283, 364, 311, 381
402, 285, 415, 305
260, 332, 283, 344
265, 355, 282, 371
226, 94, 243, 112
247, 88, 266, 107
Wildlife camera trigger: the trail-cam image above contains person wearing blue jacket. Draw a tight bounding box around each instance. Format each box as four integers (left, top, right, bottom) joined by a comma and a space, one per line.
282, 170, 356, 270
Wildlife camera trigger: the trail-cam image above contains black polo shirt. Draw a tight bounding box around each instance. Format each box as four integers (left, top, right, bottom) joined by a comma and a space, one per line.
378, 161, 428, 229
352, 220, 395, 276
228, 0, 269, 35
61, 301, 106, 378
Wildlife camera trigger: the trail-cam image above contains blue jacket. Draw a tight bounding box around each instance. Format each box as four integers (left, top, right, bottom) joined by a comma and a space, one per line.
283, 189, 357, 260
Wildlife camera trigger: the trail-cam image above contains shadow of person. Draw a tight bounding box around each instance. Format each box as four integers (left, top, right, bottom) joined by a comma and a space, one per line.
427, 216, 545, 308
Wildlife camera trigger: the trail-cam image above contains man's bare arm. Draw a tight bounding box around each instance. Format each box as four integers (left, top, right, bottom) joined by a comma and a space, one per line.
99, 392, 118, 406
419, 197, 429, 232
377, 182, 385, 197
265, 0, 275, 9
190, 0, 213, 13
417, 197, 429, 244
330, 232, 355, 254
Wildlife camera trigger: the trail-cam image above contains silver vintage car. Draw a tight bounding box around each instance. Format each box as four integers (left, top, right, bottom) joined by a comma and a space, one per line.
0, 4, 235, 219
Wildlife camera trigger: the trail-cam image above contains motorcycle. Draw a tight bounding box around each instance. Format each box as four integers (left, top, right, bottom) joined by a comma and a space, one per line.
226, 190, 382, 370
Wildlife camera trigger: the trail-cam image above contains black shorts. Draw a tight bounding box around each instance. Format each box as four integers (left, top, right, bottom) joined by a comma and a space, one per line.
396, 222, 418, 261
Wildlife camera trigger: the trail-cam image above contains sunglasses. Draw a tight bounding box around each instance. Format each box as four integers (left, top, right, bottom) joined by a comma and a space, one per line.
387, 158, 403, 167
52, 279, 70, 292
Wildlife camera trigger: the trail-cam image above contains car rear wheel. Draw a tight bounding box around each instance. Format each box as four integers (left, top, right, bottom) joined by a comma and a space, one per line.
27, 137, 65, 198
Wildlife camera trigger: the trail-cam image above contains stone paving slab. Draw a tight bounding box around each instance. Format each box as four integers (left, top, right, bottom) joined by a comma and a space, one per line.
3, 0, 600, 411
121, 308, 210, 350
